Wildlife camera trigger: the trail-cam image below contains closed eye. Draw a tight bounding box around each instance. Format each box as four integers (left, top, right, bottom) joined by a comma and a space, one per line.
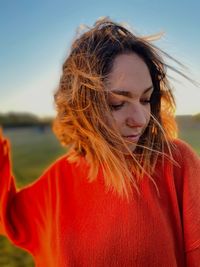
109, 102, 125, 110
141, 99, 151, 105
110, 99, 151, 110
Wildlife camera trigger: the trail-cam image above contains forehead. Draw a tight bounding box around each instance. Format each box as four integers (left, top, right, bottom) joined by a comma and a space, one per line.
106, 53, 152, 95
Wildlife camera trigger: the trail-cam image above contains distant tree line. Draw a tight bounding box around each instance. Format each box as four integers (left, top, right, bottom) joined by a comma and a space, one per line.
0, 112, 53, 128
193, 113, 200, 123
0, 111, 199, 129
176, 113, 200, 125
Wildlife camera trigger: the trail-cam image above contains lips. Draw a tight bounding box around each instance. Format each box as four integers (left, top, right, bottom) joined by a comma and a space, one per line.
122, 134, 141, 142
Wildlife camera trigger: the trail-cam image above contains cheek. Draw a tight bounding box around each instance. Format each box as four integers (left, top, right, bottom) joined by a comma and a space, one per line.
105, 111, 123, 132
142, 108, 151, 133
145, 106, 151, 124
110, 112, 124, 128
108, 105, 151, 130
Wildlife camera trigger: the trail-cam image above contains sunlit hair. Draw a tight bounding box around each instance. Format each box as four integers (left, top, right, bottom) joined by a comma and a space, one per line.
53, 17, 181, 200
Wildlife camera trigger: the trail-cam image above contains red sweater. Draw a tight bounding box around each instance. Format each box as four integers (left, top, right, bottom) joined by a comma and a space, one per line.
0, 136, 200, 267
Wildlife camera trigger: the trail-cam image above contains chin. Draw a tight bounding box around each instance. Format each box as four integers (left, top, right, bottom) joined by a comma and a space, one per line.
121, 143, 137, 154
130, 144, 137, 152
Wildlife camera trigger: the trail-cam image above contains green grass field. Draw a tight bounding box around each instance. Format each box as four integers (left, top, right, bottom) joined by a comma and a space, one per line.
0, 125, 199, 267
4, 127, 66, 187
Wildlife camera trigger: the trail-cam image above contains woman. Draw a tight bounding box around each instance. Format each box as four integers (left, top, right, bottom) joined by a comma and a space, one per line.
0, 18, 200, 267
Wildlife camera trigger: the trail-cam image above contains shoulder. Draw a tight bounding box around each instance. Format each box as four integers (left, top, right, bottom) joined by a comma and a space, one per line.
171, 138, 200, 167
172, 138, 198, 154
26, 154, 88, 189
47, 154, 71, 173
20, 155, 73, 192
45, 154, 87, 176
169, 139, 200, 186
158, 139, 200, 192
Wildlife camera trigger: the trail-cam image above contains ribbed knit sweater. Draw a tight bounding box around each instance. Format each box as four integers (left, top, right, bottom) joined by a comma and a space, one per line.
0, 135, 200, 266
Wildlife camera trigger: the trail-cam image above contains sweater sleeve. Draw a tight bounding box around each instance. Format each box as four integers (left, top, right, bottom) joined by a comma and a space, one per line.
0, 133, 16, 236
174, 140, 200, 266
0, 131, 61, 254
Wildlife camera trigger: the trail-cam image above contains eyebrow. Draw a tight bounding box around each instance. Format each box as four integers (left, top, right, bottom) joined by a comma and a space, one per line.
109, 85, 154, 98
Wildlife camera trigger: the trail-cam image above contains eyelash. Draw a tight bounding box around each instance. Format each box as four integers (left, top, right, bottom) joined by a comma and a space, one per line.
110, 99, 152, 110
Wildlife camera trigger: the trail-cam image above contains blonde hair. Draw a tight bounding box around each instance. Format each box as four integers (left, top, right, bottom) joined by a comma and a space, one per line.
53, 18, 179, 200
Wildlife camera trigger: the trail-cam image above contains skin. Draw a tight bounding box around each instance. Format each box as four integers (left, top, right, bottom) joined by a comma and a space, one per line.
106, 53, 154, 152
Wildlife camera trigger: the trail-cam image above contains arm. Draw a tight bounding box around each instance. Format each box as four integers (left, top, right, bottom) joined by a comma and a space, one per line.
0, 129, 17, 236
0, 129, 56, 253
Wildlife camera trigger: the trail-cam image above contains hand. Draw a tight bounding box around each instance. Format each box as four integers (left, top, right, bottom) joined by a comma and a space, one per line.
0, 127, 10, 169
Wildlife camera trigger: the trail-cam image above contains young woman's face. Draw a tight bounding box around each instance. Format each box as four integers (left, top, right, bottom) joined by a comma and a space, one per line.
106, 53, 153, 152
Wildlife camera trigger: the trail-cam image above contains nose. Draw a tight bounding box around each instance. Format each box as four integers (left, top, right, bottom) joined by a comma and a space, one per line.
125, 105, 148, 128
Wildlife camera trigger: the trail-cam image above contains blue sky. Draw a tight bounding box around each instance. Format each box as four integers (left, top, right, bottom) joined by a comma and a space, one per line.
0, 0, 200, 117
